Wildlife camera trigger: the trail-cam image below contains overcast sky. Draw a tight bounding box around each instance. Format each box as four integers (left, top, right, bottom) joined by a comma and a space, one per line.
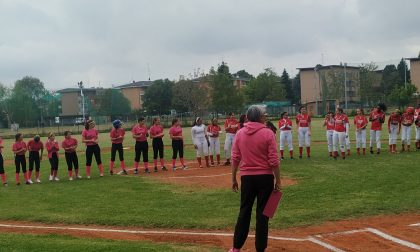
1, 0, 419, 90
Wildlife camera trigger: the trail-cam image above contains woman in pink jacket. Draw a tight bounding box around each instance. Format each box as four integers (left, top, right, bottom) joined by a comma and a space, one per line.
230, 105, 281, 252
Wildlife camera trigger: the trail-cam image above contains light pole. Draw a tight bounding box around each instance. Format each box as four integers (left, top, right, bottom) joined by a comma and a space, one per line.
78, 81, 85, 121
403, 58, 407, 88
344, 63, 348, 110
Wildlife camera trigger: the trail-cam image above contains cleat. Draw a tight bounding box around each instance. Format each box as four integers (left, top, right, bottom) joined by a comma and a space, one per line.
54, 177, 60, 181
299, 156, 302, 159
110, 170, 114, 175
25, 181, 31, 185
76, 175, 82, 179
281, 157, 284, 160
173, 166, 177, 171
100, 174, 104, 177
49, 175, 53, 181
3, 183, 8, 187
27, 179, 34, 184
223, 161, 231, 166
161, 166, 168, 171
154, 167, 158, 172
36, 178, 41, 183
87, 176, 91, 179
182, 165, 188, 170
16, 182, 21, 186
144, 168, 150, 173
69, 177, 73, 181
133, 169, 138, 175
290, 157, 294, 159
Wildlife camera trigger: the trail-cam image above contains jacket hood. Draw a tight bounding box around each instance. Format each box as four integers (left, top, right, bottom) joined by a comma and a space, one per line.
243, 121, 267, 135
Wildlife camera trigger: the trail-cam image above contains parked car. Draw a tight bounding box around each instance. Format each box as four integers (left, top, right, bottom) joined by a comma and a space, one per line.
74, 118, 85, 125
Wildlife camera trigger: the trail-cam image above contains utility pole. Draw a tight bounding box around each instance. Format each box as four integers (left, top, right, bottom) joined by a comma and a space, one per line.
344, 63, 348, 110
78, 81, 85, 121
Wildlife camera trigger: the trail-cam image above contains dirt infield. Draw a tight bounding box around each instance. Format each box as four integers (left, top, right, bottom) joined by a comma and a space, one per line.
124, 162, 297, 189
0, 213, 418, 251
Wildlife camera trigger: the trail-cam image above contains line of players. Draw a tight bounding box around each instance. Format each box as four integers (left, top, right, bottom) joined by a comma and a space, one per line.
278, 103, 420, 160
0, 114, 243, 186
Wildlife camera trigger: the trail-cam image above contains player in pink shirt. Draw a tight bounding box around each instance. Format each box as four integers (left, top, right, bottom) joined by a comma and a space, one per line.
132, 117, 149, 174
169, 118, 187, 171
278, 112, 293, 159
109, 120, 126, 175
62, 131, 80, 180
332, 107, 349, 160
401, 107, 415, 152
0, 137, 7, 186
207, 118, 222, 166
296, 106, 311, 158
150, 117, 167, 172
82, 120, 104, 178
323, 111, 335, 157
12, 133, 30, 185
45, 133, 60, 181
369, 103, 386, 154
415, 104, 420, 150
27, 135, 44, 183
354, 108, 368, 155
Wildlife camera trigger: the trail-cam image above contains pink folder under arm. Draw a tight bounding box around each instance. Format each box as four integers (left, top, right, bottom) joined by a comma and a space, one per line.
263, 191, 283, 218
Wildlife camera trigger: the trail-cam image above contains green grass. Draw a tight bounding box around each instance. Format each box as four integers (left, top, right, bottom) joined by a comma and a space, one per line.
0, 233, 222, 252
0, 118, 419, 231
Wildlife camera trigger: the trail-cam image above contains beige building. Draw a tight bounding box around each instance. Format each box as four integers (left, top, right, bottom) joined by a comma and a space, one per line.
57, 88, 103, 117
408, 57, 420, 91
298, 65, 361, 115
115, 81, 153, 111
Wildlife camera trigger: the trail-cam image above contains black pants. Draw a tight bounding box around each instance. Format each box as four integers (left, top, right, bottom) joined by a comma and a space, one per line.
111, 143, 124, 162
152, 138, 164, 159
65, 152, 79, 171
49, 152, 59, 171
86, 144, 102, 166
29, 151, 41, 171
135, 141, 148, 162
172, 140, 184, 159
15, 155, 27, 173
0, 153, 4, 174
233, 174, 274, 252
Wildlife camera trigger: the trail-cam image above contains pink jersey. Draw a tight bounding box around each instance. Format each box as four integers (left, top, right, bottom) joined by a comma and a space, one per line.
369, 110, 385, 131
82, 128, 99, 146
150, 125, 164, 138
207, 125, 221, 137
62, 138, 78, 153
354, 115, 368, 130
27, 140, 44, 152
45, 140, 59, 158
13, 141, 27, 155
132, 125, 148, 142
278, 118, 292, 131
334, 114, 349, 132
0, 138, 3, 153
169, 125, 183, 138
296, 114, 311, 127
224, 118, 239, 134
324, 117, 335, 131
401, 113, 414, 126
110, 128, 125, 144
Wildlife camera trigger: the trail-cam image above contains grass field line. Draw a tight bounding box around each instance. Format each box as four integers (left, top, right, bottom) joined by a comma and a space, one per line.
409, 223, 420, 227
0, 222, 347, 251
364, 228, 420, 250
163, 173, 231, 179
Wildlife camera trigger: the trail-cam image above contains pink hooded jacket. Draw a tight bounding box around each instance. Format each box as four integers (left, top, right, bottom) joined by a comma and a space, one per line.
232, 122, 279, 176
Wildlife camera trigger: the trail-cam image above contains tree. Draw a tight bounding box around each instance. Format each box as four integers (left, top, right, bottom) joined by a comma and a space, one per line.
381, 64, 401, 96
359, 63, 380, 106
172, 79, 210, 115
95, 89, 131, 117
235, 70, 254, 79
291, 73, 301, 105
143, 79, 174, 114
210, 62, 244, 113
244, 68, 285, 103
397, 58, 410, 85
388, 84, 417, 109
0, 83, 10, 125
280, 69, 293, 103
6, 76, 48, 126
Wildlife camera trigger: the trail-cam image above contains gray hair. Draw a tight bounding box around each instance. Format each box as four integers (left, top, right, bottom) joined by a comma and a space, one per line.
246, 105, 266, 122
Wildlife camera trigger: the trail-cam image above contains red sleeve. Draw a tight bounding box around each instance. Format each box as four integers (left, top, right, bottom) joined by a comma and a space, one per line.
224, 119, 229, 129
46, 143, 52, 151
109, 129, 114, 138
308, 115, 312, 122
61, 140, 66, 149
278, 120, 282, 128
40, 141, 44, 149
267, 130, 280, 168
55, 142, 59, 151
295, 116, 299, 124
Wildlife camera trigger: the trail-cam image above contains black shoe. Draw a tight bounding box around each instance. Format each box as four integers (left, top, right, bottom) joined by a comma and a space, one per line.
144, 168, 150, 173
134, 169, 139, 175
110, 170, 114, 175
290, 157, 294, 159
154, 167, 158, 172
342, 156, 345, 160
334, 156, 337, 160
281, 157, 284, 160
299, 156, 302, 159
307, 156, 311, 159
25, 181, 31, 185
3, 183, 8, 187
161, 166, 168, 171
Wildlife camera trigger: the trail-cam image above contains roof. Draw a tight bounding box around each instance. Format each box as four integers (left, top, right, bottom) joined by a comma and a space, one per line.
115, 81, 153, 89
56, 88, 101, 93
297, 65, 360, 71
407, 57, 420, 62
